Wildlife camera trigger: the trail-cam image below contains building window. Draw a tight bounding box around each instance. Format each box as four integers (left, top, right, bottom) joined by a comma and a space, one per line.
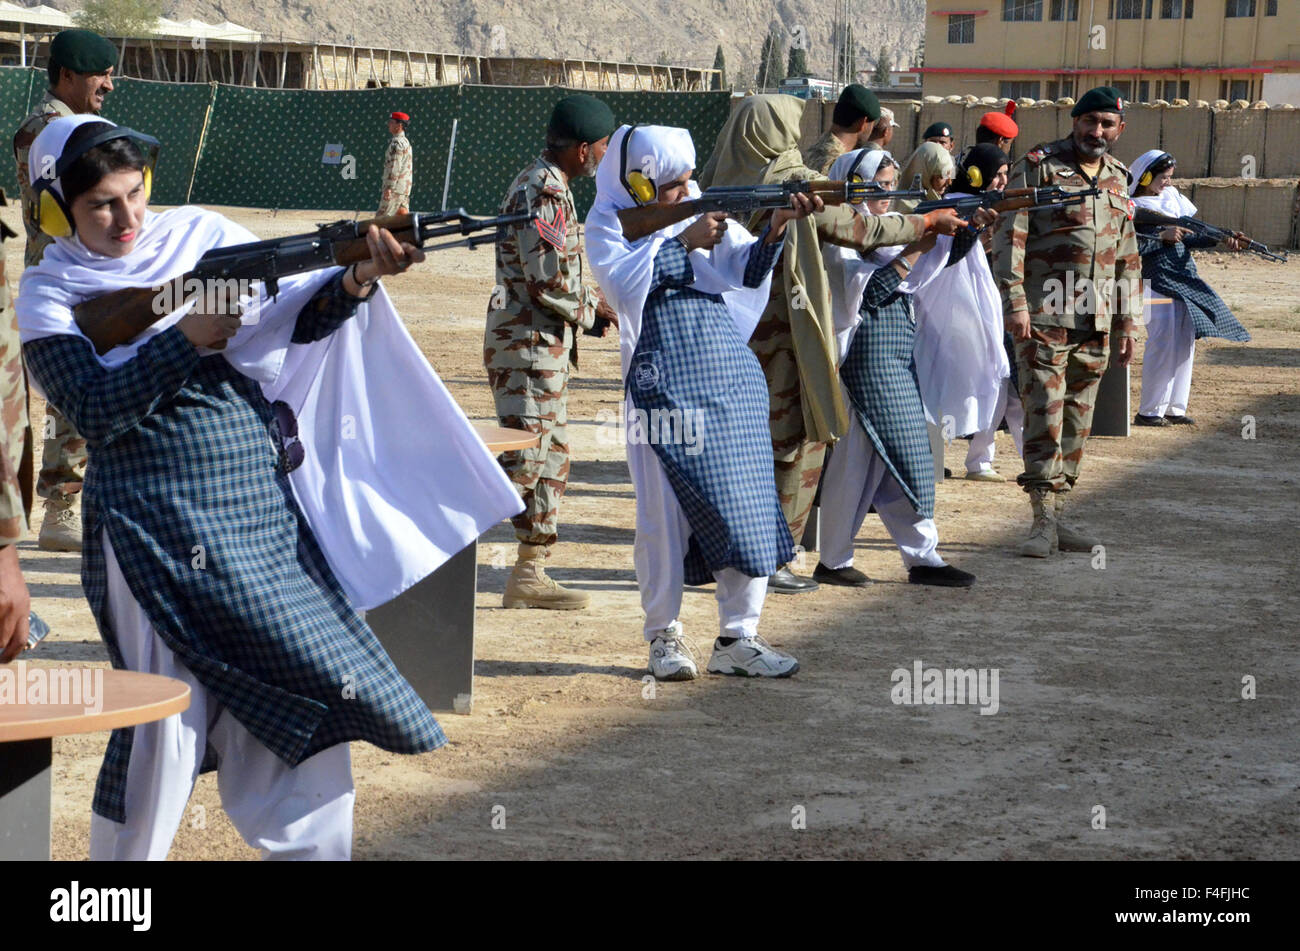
1160, 0, 1193, 16
1111, 0, 1145, 17
1046, 78, 1076, 99
1000, 80, 1042, 99
1111, 80, 1134, 100
1050, 0, 1079, 19
1003, 0, 1044, 21
1266, 0, 1277, 14
1160, 79, 1190, 99
1221, 78, 1252, 100
948, 14, 976, 43
1224, 0, 1255, 16
1138, 80, 1151, 102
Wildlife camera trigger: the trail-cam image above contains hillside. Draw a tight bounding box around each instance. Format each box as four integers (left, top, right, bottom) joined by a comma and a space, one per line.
42, 0, 926, 83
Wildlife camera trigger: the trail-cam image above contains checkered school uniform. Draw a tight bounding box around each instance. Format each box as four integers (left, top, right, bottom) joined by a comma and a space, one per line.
627, 235, 793, 586
23, 274, 446, 824
839, 265, 937, 519
1136, 232, 1250, 342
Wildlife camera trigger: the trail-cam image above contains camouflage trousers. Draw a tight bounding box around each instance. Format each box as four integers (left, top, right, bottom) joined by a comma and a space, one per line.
1014, 326, 1109, 494
489, 364, 571, 548
38, 401, 86, 503
749, 306, 826, 550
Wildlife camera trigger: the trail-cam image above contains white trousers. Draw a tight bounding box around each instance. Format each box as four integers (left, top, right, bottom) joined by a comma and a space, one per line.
1139, 300, 1196, 418
89, 536, 355, 861
626, 437, 767, 641
819, 415, 945, 570
965, 378, 1026, 473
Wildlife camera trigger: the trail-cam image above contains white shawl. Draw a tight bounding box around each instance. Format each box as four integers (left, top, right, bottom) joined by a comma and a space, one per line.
585, 124, 772, 380
18, 204, 523, 610
823, 148, 948, 364
910, 192, 1011, 435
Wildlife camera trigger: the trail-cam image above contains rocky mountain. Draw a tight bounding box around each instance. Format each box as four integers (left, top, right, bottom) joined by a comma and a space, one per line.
39, 0, 926, 84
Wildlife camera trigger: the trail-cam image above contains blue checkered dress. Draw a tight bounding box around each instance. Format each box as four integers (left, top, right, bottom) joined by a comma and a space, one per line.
840, 264, 936, 519
1136, 232, 1250, 342
23, 273, 446, 823
628, 234, 793, 586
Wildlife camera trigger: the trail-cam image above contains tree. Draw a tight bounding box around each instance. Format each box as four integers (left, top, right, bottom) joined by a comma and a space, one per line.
755, 32, 772, 88
74, 0, 161, 37
834, 24, 856, 85
712, 44, 726, 90
872, 45, 891, 86
787, 45, 809, 78
755, 27, 785, 89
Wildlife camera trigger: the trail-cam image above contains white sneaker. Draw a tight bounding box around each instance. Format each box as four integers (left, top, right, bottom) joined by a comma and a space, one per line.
647, 622, 699, 681
706, 636, 799, 678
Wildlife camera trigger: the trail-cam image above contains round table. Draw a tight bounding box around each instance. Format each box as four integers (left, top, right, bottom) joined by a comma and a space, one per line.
0, 669, 190, 859
473, 421, 541, 453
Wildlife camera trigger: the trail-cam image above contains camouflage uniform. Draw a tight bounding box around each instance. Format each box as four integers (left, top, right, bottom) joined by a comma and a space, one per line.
377, 130, 412, 216
803, 130, 849, 176
13, 89, 86, 506
485, 155, 599, 547
991, 136, 1142, 496
0, 198, 30, 546
752, 177, 926, 546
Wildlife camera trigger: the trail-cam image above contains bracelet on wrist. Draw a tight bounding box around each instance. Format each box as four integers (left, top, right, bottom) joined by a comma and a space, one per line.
675, 234, 692, 253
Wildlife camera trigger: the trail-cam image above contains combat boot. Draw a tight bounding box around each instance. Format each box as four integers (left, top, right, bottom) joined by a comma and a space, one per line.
38, 494, 82, 553
503, 543, 590, 610
1016, 486, 1057, 558
1054, 494, 1100, 552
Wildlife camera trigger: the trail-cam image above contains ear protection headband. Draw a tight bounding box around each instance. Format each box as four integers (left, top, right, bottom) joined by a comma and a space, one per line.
35, 124, 159, 238
965, 163, 984, 189
619, 124, 657, 206
1137, 152, 1175, 188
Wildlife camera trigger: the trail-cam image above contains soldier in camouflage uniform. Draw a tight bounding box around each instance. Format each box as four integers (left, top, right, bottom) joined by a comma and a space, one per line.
991, 87, 1142, 558
0, 195, 33, 662
12, 29, 117, 553
485, 94, 617, 610
377, 111, 412, 216
803, 84, 881, 175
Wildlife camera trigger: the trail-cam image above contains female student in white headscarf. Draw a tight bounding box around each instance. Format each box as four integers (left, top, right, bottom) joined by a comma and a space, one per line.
586, 124, 819, 682
16, 115, 522, 860
912, 143, 1024, 481
814, 147, 976, 588
1127, 149, 1250, 427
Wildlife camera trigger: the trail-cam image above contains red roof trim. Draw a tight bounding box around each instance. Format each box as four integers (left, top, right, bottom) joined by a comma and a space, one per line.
917, 66, 1278, 75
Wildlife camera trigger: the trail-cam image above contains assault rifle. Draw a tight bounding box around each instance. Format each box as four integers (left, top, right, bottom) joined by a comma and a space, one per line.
1132, 207, 1288, 263
617, 176, 928, 242
913, 185, 1102, 217
73, 208, 536, 355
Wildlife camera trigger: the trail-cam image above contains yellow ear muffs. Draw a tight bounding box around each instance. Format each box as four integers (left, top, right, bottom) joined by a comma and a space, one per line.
1138, 169, 1153, 188
37, 186, 74, 238
142, 163, 153, 202
626, 170, 656, 204
966, 165, 983, 189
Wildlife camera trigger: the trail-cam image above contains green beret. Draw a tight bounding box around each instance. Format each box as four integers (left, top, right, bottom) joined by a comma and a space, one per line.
547, 95, 616, 145
1072, 86, 1126, 117
836, 84, 881, 123
50, 29, 118, 74
923, 122, 952, 139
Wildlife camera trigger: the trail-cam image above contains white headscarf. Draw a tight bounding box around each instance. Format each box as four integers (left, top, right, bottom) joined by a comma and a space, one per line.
16, 116, 523, 610
585, 124, 772, 379
1128, 148, 1197, 217
823, 148, 948, 363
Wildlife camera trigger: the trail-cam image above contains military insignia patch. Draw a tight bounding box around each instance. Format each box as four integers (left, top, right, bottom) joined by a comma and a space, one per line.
536, 203, 567, 250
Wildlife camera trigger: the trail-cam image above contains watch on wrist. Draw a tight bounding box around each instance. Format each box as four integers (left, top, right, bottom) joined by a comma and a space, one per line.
675, 234, 692, 253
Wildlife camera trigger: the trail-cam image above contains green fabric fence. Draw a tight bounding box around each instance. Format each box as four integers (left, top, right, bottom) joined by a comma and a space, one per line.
0, 67, 730, 219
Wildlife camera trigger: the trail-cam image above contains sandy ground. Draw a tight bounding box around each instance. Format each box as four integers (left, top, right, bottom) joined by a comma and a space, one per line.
7, 206, 1298, 861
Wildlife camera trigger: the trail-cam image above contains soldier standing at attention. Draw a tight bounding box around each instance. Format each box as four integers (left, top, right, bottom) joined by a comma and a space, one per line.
485, 94, 617, 610
12, 28, 116, 552
991, 87, 1142, 558
377, 111, 412, 216
803, 84, 882, 175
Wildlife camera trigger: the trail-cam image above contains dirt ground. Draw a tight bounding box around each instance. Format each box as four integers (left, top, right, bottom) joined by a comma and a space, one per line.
9, 206, 1297, 861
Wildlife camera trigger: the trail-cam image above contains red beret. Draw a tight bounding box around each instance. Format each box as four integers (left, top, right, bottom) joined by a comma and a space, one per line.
980, 111, 1019, 139
391, 111, 410, 122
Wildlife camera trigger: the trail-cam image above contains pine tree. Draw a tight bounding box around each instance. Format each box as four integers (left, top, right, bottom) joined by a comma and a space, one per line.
872, 45, 891, 86
788, 45, 808, 79
755, 32, 772, 88
712, 44, 726, 90
767, 27, 787, 87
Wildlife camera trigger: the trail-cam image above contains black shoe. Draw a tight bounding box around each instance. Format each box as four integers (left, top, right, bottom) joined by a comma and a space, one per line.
908, 564, 976, 588
768, 566, 820, 594
1164, 414, 1195, 426
1134, 414, 1170, 427
813, 562, 873, 587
